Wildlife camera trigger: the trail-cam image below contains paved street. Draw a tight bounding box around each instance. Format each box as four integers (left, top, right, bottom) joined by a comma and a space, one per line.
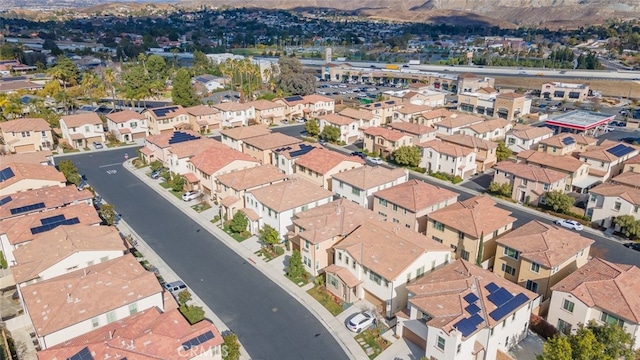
56, 148, 349, 360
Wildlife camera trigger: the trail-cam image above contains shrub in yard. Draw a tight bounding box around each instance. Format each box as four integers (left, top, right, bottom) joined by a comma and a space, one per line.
150, 160, 164, 171
530, 313, 558, 340
274, 246, 285, 256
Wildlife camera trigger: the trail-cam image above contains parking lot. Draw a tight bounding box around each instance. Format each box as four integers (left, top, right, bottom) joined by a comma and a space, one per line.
316, 81, 409, 103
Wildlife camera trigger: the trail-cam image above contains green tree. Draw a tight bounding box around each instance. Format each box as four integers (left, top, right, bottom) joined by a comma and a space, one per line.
229, 211, 248, 234
569, 326, 607, 360
99, 204, 118, 226
222, 333, 241, 360
393, 146, 421, 167
304, 118, 320, 137
172, 68, 200, 107
586, 321, 635, 360
544, 191, 574, 214
58, 160, 80, 185
177, 289, 192, 307
170, 175, 185, 192
320, 125, 340, 143
119, 64, 150, 107
150, 160, 164, 172
537, 335, 573, 360
274, 56, 316, 95
259, 225, 280, 250
613, 215, 640, 239
488, 182, 512, 197
287, 250, 304, 279
496, 141, 513, 162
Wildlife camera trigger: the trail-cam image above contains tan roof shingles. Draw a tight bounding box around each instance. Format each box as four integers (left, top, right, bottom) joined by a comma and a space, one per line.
319, 113, 357, 126
335, 221, 451, 281
0, 185, 92, 221
242, 132, 301, 150
428, 195, 516, 238
104, 110, 145, 123
0, 118, 51, 132
184, 104, 219, 116
216, 164, 288, 191
494, 161, 568, 184
551, 258, 640, 323
612, 171, 640, 188
496, 220, 593, 268
0, 162, 66, 191
388, 122, 436, 135
331, 166, 407, 190
220, 124, 270, 140
581, 141, 639, 162
248, 177, 333, 213
418, 140, 474, 157
273, 142, 321, 160
295, 148, 364, 175
145, 105, 187, 120
145, 130, 202, 149
517, 150, 586, 173
507, 125, 553, 141
466, 118, 511, 134
539, 133, 597, 148
439, 133, 498, 151
189, 146, 259, 175
0, 151, 53, 165
374, 179, 458, 212
339, 107, 374, 121
168, 138, 226, 159
246, 99, 284, 111
11, 224, 127, 284
589, 183, 640, 205
436, 113, 484, 129
363, 127, 407, 142
61, 112, 103, 127
324, 264, 361, 287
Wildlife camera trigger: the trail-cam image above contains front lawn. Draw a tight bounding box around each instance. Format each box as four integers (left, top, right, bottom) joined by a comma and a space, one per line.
287, 271, 311, 287
191, 202, 211, 213
306, 286, 344, 316
254, 246, 284, 262
169, 189, 183, 200
355, 327, 392, 359
222, 225, 250, 242
159, 181, 171, 189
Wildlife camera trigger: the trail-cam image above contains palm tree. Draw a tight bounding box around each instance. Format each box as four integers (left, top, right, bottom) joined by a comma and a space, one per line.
103, 68, 117, 108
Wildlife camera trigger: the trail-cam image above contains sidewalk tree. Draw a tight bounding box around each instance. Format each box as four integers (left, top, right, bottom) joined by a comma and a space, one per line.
259, 225, 280, 250
58, 160, 81, 185
393, 146, 421, 167
170, 175, 185, 192
496, 141, 512, 162
304, 118, 320, 137
222, 333, 241, 360
229, 211, 248, 233
172, 68, 200, 107
320, 125, 340, 143
544, 191, 574, 214
613, 215, 640, 239
99, 204, 117, 226
286, 250, 304, 279
177, 289, 192, 307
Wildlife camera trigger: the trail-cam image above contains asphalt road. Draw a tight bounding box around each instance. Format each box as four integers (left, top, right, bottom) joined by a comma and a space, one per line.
56, 149, 349, 360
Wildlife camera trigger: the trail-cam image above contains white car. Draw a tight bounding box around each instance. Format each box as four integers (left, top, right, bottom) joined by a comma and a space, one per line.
367, 157, 384, 165
554, 219, 584, 231
182, 191, 200, 202
549, 106, 558, 111
347, 311, 376, 333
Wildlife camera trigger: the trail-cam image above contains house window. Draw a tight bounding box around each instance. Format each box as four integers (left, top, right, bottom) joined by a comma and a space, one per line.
328, 274, 338, 287
338, 252, 342, 261
600, 312, 624, 327
432, 236, 443, 243
614, 202, 621, 211
129, 303, 138, 315
378, 198, 387, 207
339, 181, 343, 189
84, 126, 90, 132
100, 256, 109, 263
352, 187, 361, 196
392, 204, 398, 212
21, 131, 30, 137
417, 266, 425, 278
530, 262, 540, 273
522, 179, 528, 186
434, 221, 444, 231
503, 246, 519, 259
457, 344, 461, 353
345, 257, 349, 265
458, 231, 464, 239
525, 280, 539, 293
305, 240, 310, 250
557, 319, 572, 335
437, 336, 445, 351
92, 317, 99, 328
106, 311, 117, 324
562, 299, 575, 313
590, 195, 597, 202
461, 250, 470, 261
393, 218, 399, 223
369, 271, 382, 285
543, 183, 550, 191
501, 263, 516, 276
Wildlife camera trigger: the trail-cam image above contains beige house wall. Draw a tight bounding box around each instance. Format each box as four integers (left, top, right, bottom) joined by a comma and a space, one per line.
1, 129, 53, 153
256, 107, 286, 125
493, 170, 567, 204
373, 196, 456, 234
297, 161, 363, 191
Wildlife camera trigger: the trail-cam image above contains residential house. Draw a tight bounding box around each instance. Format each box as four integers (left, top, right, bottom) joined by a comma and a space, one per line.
243, 177, 334, 237
241, 133, 302, 164
433, 113, 484, 135
493, 161, 569, 205
459, 119, 512, 141
0, 185, 92, 222
611, 171, 640, 188
418, 140, 477, 178
0, 118, 53, 153
220, 125, 270, 152
339, 107, 379, 130
326, 221, 452, 317
505, 125, 554, 154
494, 92, 532, 121
359, 100, 402, 124
275, 94, 335, 120
0, 203, 101, 265
166, 138, 225, 176
143, 105, 190, 135
192, 73, 225, 93
385, 88, 445, 107
295, 148, 365, 191
0, 162, 66, 196
36, 307, 224, 360
0, 151, 54, 166
363, 127, 414, 158
10, 224, 127, 285
586, 183, 640, 227
332, 166, 408, 209
392, 104, 433, 123
271, 142, 321, 175
21, 254, 164, 349
623, 154, 640, 173
397, 259, 538, 360
59, 113, 106, 149
427, 195, 516, 268
138, 130, 202, 165
457, 73, 495, 94
373, 179, 459, 234
547, 258, 640, 342
439, 134, 498, 173
494, 220, 592, 301
105, 110, 148, 142
246, 99, 287, 125
388, 122, 437, 144
578, 141, 639, 183
184, 105, 220, 133
216, 164, 288, 219
290, 199, 380, 276
537, 134, 597, 156
516, 150, 592, 192
187, 146, 260, 200
413, 108, 454, 127
212, 102, 255, 127
541, 82, 589, 102
318, 113, 361, 144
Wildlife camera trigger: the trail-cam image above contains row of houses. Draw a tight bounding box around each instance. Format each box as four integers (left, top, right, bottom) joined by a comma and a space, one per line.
0, 151, 225, 359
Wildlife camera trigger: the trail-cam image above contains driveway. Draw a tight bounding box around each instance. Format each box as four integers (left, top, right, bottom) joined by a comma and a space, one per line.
57, 149, 348, 360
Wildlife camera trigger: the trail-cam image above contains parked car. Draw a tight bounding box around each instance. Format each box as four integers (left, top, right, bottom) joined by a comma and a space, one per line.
93, 142, 104, 149
604, 125, 615, 133
347, 311, 376, 333
350, 151, 366, 159
624, 242, 640, 252
318, 139, 327, 146
538, 104, 547, 109
367, 157, 384, 165
554, 219, 584, 231
150, 170, 162, 179
621, 137, 640, 145
77, 180, 89, 191
164, 280, 187, 297
549, 106, 558, 111
182, 191, 200, 201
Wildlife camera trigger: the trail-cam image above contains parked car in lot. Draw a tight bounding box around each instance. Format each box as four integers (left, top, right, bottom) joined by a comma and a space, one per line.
182, 191, 201, 201
347, 311, 376, 333
367, 157, 384, 165
624, 242, 640, 252
554, 219, 584, 231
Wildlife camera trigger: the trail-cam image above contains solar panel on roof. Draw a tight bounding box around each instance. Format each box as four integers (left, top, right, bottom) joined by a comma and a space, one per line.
67, 346, 94, 360
30, 217, 79, 235
487, 288, 514, 307
463, 293, 479, 304
0, 167, 15, 182
606, 144, 635, 158
454, 314, 484, 337
374, 103, 381, 107
182, 331, 215, 351
41, 214, 66, 225
284, 95, 303, 102
562, 137, 575, 145
484, 282, 499, 293
489, 293, 529, 321
465, 303, 481, 315
10, 202, 45, 215
0, 196, 12, 206
152, 106, 179, 118
168, 131, 201, 145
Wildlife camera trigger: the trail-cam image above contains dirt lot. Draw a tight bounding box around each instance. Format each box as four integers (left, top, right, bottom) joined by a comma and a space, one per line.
495, 76, 640, 100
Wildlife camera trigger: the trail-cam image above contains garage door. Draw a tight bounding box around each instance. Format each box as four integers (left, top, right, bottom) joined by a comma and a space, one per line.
14, 144, 35, 153
364, 290, 385, 312
403, 326, 427, 349
133, 132, 145, 140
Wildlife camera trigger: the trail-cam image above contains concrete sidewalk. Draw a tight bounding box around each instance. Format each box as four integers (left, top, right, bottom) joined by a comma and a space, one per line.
122, 161, 369, 360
